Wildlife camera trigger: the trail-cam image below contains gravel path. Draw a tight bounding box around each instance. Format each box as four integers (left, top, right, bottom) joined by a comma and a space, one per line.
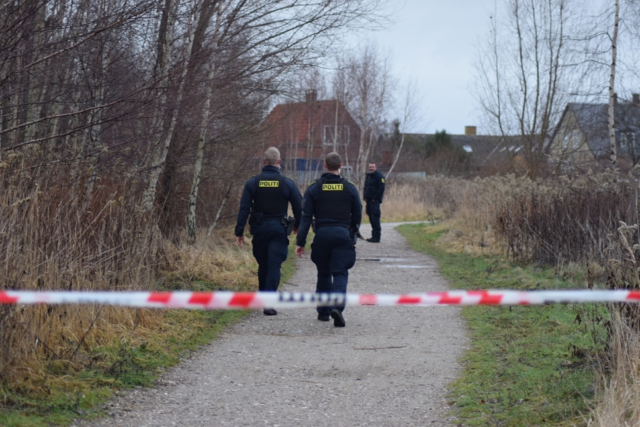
76, 222, 467, 426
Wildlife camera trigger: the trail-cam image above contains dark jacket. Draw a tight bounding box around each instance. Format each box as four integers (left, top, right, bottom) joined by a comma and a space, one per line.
363, 170, 386, 202
296, 173, 362, 247
234, 165, 302, 237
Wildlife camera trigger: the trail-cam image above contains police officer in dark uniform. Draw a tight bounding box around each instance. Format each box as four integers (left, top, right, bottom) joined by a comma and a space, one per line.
363, 163, 386, 243
295, 152, 362, 327
235, 147, 302, 316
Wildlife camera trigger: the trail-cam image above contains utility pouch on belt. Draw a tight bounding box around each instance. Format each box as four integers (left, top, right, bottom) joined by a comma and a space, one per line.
281, 216, 294, 235
251, 212, 264, 226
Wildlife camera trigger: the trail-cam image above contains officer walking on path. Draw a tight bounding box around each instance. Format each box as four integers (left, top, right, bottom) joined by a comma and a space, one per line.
295, 152, 362, 327
363, 163, 386, 243
235, 147, 302, 316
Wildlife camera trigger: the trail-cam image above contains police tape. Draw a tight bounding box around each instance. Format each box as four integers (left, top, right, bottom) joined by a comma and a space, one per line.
1, 289, 640, 309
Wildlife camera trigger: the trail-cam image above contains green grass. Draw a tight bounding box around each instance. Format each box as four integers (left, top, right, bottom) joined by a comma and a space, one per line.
397, 223, 606, 427
0, 240, 299, 426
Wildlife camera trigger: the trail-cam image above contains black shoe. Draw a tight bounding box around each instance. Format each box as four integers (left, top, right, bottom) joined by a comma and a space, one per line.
356, 231, 365, 240
366, 238, 380, 243
330, 309, 345, 327
317, 313, 330, 322
263, 308, 277, 316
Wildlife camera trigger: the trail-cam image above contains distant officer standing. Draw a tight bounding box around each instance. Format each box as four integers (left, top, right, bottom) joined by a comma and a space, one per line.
235, 147, 302, 316
295, 152, 362, 327
363, 163, 386, 243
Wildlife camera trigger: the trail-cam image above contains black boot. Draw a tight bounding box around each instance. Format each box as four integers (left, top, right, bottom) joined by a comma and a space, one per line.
330, 308, 345, 327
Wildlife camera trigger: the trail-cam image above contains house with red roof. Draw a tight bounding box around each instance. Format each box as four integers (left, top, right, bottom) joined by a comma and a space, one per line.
262, 90, 361, 183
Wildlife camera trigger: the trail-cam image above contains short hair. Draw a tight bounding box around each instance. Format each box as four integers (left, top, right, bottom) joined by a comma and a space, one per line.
325, 152, 342, 171
264, 147, 280, 165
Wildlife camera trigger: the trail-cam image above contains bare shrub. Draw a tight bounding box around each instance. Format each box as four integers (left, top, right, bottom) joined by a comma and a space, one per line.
495, 171, 640, 264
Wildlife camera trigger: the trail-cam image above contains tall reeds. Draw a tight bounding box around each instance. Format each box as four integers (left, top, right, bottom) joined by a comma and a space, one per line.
0, 155, 255, 398
0, 154, 156, 388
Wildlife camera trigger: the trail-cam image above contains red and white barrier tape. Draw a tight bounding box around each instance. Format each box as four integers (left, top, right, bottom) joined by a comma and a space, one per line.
1, 290, 640, 309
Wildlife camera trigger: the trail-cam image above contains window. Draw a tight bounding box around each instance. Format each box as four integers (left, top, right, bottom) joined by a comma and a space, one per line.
340, 165, 353, 179
561, 130, 580, 151
323, 125, 350, 146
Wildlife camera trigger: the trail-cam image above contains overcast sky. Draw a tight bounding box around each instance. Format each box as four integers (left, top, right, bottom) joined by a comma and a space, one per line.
354, 0, 498, 135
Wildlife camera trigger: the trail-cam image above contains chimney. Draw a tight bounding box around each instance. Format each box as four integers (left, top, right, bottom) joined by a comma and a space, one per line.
633, 93, 640, 105
305, 89, 317, 103
464, 126, 477, 136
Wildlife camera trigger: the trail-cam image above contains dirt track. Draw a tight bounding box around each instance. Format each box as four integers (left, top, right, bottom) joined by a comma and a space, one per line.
75, 222, 467, 426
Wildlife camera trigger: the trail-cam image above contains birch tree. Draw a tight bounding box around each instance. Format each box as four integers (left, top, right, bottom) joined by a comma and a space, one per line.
186, 1, 228, 241
142, 2, 199, 212
338, 45, 393, 189
608, 0, 620, 166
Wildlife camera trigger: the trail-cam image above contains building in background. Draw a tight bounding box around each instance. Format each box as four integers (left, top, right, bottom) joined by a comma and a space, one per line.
262, 90, 361, 184
376, 126, 523, 178
549, 95, 640, 172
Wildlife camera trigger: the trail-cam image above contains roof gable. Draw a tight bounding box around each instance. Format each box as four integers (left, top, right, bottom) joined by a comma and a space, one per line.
560, 102, 640, 156
264, 99, 358, 144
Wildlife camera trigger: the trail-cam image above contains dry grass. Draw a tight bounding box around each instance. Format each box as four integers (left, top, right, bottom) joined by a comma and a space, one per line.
385, 172, 640, 265
381, 176, 512, 254
380, 181, 445, 222
588, 313, 640, 427
158, 230, 258, 292
0, 228, 258, 402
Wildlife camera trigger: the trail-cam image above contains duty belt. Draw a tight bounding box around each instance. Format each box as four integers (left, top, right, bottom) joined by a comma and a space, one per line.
315, 223, 350, 230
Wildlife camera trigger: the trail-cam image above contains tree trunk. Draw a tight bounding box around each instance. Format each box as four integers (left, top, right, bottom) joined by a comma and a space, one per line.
207, 190, 229, 237
386, 131, 405, 180
142, 7, 197, 212
608, 0, 620, 166
187, 63, 216, 241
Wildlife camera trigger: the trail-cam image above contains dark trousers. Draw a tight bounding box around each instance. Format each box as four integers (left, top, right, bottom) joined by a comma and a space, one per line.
366, 201, 382, 240
251, 222, 289, 292
310, 226, 356, 315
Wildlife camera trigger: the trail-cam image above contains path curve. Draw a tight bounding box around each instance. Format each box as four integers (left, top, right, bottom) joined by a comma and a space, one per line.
75, 222, 467, 426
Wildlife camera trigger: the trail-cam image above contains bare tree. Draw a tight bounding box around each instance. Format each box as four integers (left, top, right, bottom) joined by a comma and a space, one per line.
387, 79, 421, 179
336, 45, 393, 189
473, 0, 574, 177
148, 0, 388, 233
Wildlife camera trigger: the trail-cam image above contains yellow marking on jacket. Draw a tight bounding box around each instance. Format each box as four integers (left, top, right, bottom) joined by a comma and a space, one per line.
259, 181, 280, 188
322, 183, 344, 191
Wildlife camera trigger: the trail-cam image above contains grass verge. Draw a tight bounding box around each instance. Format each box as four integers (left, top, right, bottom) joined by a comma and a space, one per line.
0, 238, 298, 427
397, 222, 606, 427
